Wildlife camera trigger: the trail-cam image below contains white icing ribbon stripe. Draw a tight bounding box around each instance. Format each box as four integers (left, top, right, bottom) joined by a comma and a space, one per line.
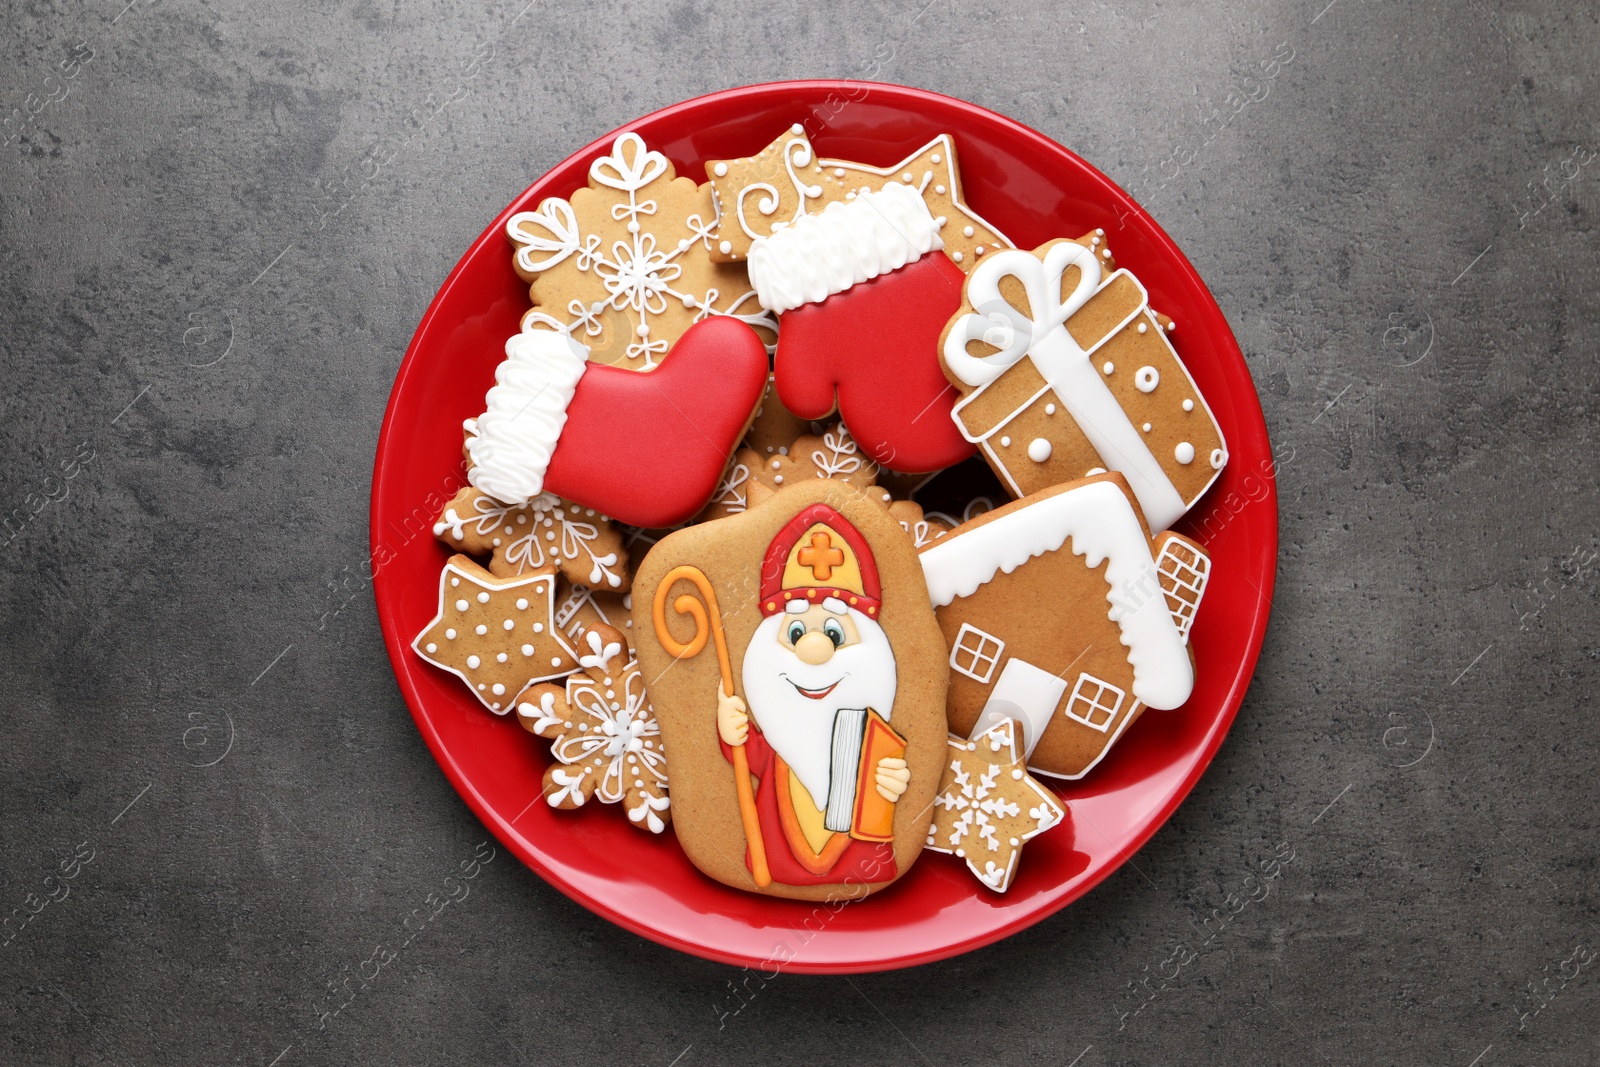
465, 331, 588, 506
944, 244, 1187, 530
746, 182, 943, 315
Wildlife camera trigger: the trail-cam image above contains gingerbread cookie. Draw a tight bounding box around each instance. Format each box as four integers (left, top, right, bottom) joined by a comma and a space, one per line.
917, 474, 1208, 779
940, 235, 1227, 528
464, 317, 769, 527
433, 487, 629, 591
517, 624, 670, 833
750, 182, 975, 473
924, 719, 1066, 892
507, 132, 775, 370
412, 554, 581, 714
705, 124, 1011, 272
553, 577, 632, 646
886, 500, 950, 549
632, 480, 949, 900
742, 375, 812, 458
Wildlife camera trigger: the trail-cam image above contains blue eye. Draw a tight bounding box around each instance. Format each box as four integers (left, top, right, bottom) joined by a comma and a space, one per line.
787, 621, 807, 644
823, 620, 844, 647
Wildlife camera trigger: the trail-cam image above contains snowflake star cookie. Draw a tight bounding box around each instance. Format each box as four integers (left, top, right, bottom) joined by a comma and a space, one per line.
516, 624, 670, 834
412, 554, 581, 714
925, 719, 1065, 893
506, 132, 776, 370
433, 486, 630, 591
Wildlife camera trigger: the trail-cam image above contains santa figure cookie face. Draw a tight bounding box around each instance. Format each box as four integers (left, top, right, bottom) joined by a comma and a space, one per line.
633, 480, 948, 901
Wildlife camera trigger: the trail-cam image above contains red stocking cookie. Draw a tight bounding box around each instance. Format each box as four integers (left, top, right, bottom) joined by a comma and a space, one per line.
465, 316, 769, 528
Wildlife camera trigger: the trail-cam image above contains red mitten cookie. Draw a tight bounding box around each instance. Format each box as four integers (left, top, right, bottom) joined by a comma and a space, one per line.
748, 183, 976, 474
465, 316, 768, 529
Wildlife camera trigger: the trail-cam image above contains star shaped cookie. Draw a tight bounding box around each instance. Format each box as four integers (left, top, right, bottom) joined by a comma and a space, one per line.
412, 554, 581, 714
924, 719, 1065, 892
705, 125, 1012, 271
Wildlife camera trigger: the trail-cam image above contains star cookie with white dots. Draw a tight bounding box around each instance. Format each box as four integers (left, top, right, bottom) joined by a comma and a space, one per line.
412, 554, 581, 714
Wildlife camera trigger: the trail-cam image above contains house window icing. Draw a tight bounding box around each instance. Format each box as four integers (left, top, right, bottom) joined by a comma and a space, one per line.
949, 622, 1004, 684
1065, 673, 1126, 733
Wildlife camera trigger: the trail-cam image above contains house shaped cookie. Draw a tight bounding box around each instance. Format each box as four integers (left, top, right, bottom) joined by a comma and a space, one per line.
938, 236, 1227, 529
917, 474, 1210, 779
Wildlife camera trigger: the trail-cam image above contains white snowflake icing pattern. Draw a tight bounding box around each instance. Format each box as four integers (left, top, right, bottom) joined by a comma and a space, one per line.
507, 132, 777, 369
435, 491, 624, 589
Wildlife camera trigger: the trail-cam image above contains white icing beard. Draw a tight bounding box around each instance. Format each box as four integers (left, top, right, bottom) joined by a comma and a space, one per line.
740, 609, 898, 812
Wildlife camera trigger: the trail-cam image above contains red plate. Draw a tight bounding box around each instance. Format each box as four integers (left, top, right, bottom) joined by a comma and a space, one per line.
371, 82, 1277, 973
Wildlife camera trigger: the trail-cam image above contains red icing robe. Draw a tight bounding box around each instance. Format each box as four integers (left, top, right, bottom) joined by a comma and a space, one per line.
719, 728, 898, 888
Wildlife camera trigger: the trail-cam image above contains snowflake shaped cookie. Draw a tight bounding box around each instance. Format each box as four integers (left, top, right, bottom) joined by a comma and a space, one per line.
506, 132, 777, 370
924, 719, 1065, 892
433, 486, 629, 591
516, 624, 670, 834
411, 554, 581, 714
887, 500, 951, 548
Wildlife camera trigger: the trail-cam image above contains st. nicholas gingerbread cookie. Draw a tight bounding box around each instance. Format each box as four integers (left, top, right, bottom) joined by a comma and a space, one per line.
631, 480, 949, 900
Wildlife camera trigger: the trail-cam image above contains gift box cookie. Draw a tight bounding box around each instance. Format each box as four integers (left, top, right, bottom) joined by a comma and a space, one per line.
939, 236, 1227, 528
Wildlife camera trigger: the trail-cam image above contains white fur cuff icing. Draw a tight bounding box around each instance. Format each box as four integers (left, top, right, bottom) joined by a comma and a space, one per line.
465, 330, 588, 506
746, 182, 943, 314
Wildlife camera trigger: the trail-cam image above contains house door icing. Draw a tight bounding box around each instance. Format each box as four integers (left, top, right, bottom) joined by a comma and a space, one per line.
968, 658, 1067, 758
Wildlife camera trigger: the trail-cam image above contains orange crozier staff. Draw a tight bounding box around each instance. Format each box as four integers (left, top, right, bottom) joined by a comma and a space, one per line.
652, 565, 771, 888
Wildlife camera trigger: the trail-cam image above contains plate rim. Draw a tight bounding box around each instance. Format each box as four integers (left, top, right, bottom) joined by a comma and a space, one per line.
370, 79, 1278, 973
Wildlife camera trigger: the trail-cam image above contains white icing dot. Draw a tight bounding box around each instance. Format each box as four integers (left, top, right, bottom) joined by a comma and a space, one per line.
637, 323, 649, 338
677, 238, 689, 252
718, 239, 732, 254
1135, 366, 1159, 392
533, 622, 544, 633
476, 591, 490, 604
491, 538, 501, 547
496, 652, 508, 663
1011, 768, 1024, 780
953, 251, 963, 263
1143, 423, 1153, 433
681, 292, 695, 307
1102, 361, 1114, 375
999, 435, 1012, 447
477, 684, 485, 691
931, 153, 941, 163
628, 221, 639, 234
1101, 248, 1112, 259
1182, 398, 1195, 412
902, 171, 913, 181
1211, 448, 1228, 469
1044, 403, 1056, 415
963, 225, 974, 237
503, 619, 515, 630
1175, 442, 1196, 465
449, 577, 459, 587
425, 643, 437, 653
1137, 321, 1148, 334
516, 598, 529, 610
466, 655, 480, 669
975, 246, 985, 255
833, 167, 845, 177
1166, 320, 1176, 332
713, 161, 728, 177
455, 599, 469, 611
492, 683, 505, 695
445, 629, 457, 640
551, 657, 561, 667
1027, 438, 1052, 463
935, 183, 946, 194
773, 475, 784, 484
790, 122, 804, 135
475, 624, 488, 635
1096, 228, 1105, 236
521, 644, 535, 656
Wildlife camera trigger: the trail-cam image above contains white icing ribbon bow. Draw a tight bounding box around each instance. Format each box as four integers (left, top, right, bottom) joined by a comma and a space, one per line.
942, 243, 1187, 530
943, 242, 1104, 389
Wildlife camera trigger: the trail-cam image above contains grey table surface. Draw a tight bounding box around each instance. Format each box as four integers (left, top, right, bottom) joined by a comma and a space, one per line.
3, 0, 1597, 1064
